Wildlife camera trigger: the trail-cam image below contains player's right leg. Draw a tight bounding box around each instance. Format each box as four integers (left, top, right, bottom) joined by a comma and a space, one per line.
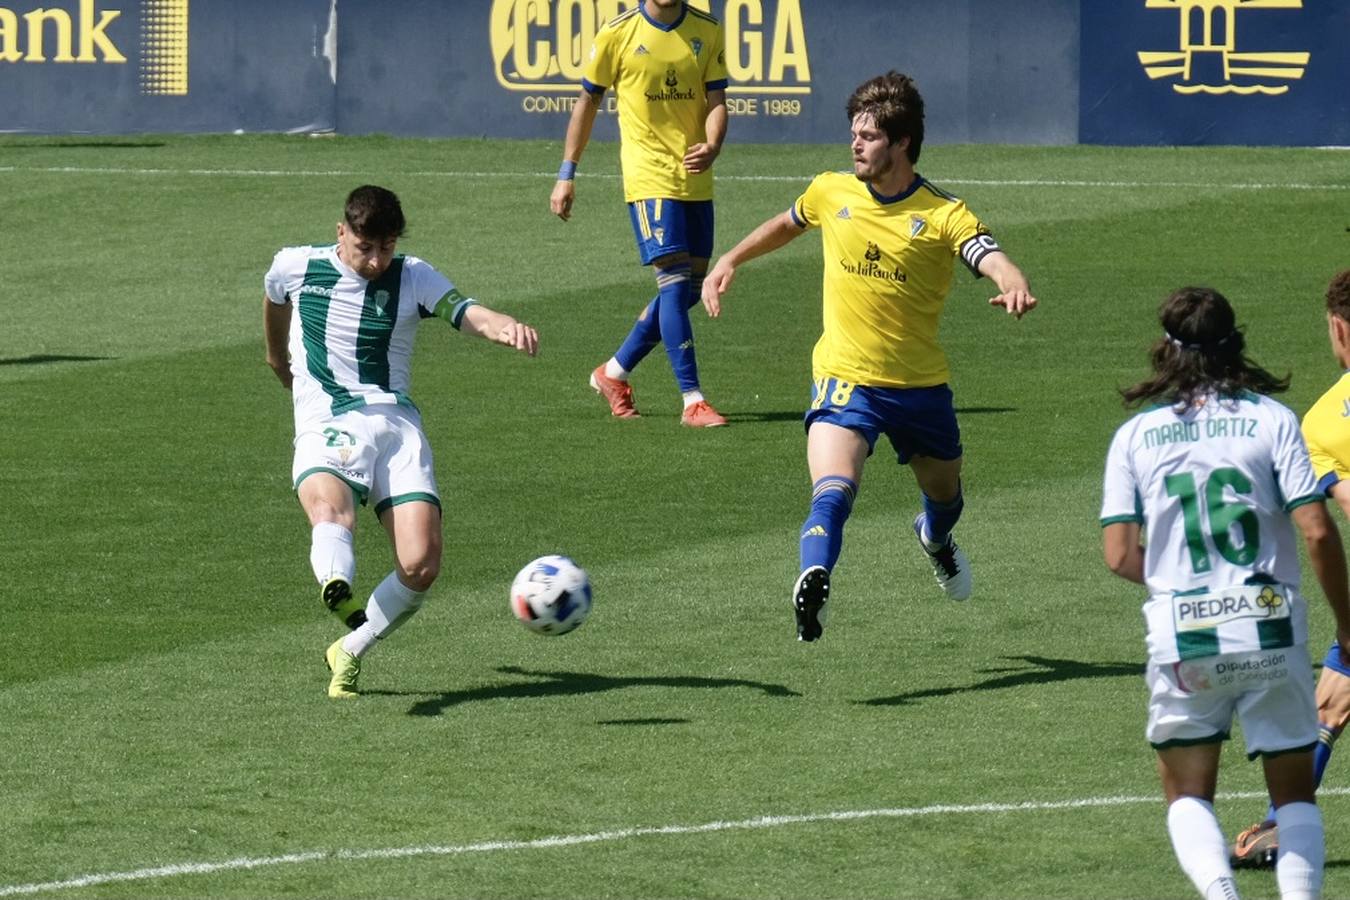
1233, 649, 1350, 869
1264, 751, 1322, 900
294, 426, 371, 630
1241, 644, 1322, 900
795, 414, 871, 641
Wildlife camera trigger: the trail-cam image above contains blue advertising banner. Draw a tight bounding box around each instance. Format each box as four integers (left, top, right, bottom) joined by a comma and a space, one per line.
337, 0, 1080, 145
1080, 0, 1350, 146
6, 1, 1342, 146
0, 0, 336, 133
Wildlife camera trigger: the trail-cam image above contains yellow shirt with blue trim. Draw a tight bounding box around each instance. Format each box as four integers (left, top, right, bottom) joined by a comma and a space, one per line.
791, 171, 998, 388
583, 4, 728, 203
1302, 370, 1350, 495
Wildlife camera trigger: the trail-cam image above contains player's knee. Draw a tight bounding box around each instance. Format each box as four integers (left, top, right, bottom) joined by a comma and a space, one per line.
305, 500, 355, 530
652, 251, 690, 271
400, 552, 440, 592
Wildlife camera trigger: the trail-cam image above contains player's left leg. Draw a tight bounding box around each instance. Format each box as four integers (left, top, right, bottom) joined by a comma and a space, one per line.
325, 500, 440, 700
331, 499, 440, 685
895, 386, 969, 600
325, 413, 441, 698
1156, 743, 1240, 900
910, 456, 971, 601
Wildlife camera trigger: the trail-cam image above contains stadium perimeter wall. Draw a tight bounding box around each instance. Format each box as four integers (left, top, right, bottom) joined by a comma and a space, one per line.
1, 0, 1345, 146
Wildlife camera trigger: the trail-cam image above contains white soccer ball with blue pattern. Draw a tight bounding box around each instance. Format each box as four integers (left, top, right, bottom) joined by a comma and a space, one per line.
510, 555, 592, 635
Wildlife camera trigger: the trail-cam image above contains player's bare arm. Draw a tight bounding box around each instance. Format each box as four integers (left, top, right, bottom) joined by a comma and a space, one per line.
684, 89, 727, 174
701, 210, 805, 317
1102, 521, 1145, 585
263, 296, 293, 390
1293, 500, 1350, 662
979, 251, 1038, 319
461, 304, 540, 356
550, 88, 602, 222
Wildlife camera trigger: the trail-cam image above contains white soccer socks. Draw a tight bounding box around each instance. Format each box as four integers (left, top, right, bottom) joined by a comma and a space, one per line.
310, 521, 355, 586
1274, 801, 1324, 900
341, 571, 426, 658
1167, 797, 1239, 900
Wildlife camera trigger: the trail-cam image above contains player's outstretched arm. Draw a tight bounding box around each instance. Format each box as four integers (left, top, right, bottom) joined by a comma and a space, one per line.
1102, 522, 1144, 585
979, 252, 1038, 319
1294, 500, 1350, 663
550, 88, 602, 222
263, 296, 293, 390
461, 304, 539, 357
701, 210, 804, 318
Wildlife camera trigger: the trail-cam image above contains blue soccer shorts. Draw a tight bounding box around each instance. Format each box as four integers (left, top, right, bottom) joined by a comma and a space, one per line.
803, 378, 963, 464
627, 198, 715, 265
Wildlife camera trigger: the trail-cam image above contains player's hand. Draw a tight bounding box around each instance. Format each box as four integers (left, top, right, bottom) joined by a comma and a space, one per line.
683, 142, 720, 174
701, 261, 734, 318
550, 181, 576, 221
266, 355, 293, 390
989, 288, 1037, 319
497, 320, 539, 356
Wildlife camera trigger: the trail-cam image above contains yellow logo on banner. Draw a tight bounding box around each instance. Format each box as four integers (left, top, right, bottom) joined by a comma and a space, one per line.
140, 0, 187, 95
489, 0, 810, 96
1137, 0, 1308, 95
0, 0, 188, 95
0, 0, 125, 62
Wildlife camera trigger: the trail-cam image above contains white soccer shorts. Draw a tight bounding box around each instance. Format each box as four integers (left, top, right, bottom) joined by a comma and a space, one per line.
292, 404, 439, 514
1145, 645, 1317, 757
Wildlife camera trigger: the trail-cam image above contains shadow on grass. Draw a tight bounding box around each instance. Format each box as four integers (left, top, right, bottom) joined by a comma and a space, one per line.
597, 717, 691, 726
956, 406, 1017, 415
857, 654, 1142, 707
376, 665, 800, 717
0, 354, 115, 366
725, 411, 803, 424
3, 140, 167, 149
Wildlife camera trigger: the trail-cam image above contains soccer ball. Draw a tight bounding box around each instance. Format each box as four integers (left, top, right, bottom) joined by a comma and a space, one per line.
509, 555, 592, 635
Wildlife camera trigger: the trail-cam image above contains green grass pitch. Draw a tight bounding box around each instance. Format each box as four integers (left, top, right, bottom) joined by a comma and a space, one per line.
2, 134, 1348, 899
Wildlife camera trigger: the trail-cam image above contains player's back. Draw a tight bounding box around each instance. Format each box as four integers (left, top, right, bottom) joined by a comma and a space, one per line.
1112, 393, 1311, 598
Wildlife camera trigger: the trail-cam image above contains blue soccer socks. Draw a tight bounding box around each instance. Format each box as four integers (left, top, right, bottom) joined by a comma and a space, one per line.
655, 263, 699, 392
920, 485, 964, 546
800, 476, 857, 572
615, 296, 661, 373
614, 269, 709, 395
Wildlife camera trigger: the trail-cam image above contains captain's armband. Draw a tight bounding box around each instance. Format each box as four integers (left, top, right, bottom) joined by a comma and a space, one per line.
432, 289, 478, 330
959, 233, 1002, 276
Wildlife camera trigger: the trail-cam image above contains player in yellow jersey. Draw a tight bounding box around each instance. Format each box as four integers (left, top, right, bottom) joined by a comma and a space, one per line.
1231, 269, 1350, 870
550, 0, 730, 427
702, 71, 1037, 640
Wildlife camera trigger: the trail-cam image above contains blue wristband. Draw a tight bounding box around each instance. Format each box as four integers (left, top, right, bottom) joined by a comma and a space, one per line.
558, 160, 577, 181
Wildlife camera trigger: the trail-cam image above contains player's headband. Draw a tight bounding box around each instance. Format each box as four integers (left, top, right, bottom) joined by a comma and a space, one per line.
1165, 330, 1238, 352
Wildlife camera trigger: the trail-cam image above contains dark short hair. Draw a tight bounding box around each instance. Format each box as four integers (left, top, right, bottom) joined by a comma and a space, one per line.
1121, 286, 1289, 409
344, 185, 406, 240
1327, 269, 1350, 321
845, 71, 925, 164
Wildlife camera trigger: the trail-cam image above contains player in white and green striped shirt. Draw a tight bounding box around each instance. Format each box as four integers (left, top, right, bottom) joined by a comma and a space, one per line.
265, 185, 538, 699
1101, 286, 1350, 900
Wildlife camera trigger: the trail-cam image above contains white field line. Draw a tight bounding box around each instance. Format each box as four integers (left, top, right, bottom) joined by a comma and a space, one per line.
5, 786, 1350, 898
0, 165, 1346, 191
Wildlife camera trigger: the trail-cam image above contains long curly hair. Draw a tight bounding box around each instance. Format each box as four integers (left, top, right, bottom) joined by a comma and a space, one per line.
1121, 286, 1289, 410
